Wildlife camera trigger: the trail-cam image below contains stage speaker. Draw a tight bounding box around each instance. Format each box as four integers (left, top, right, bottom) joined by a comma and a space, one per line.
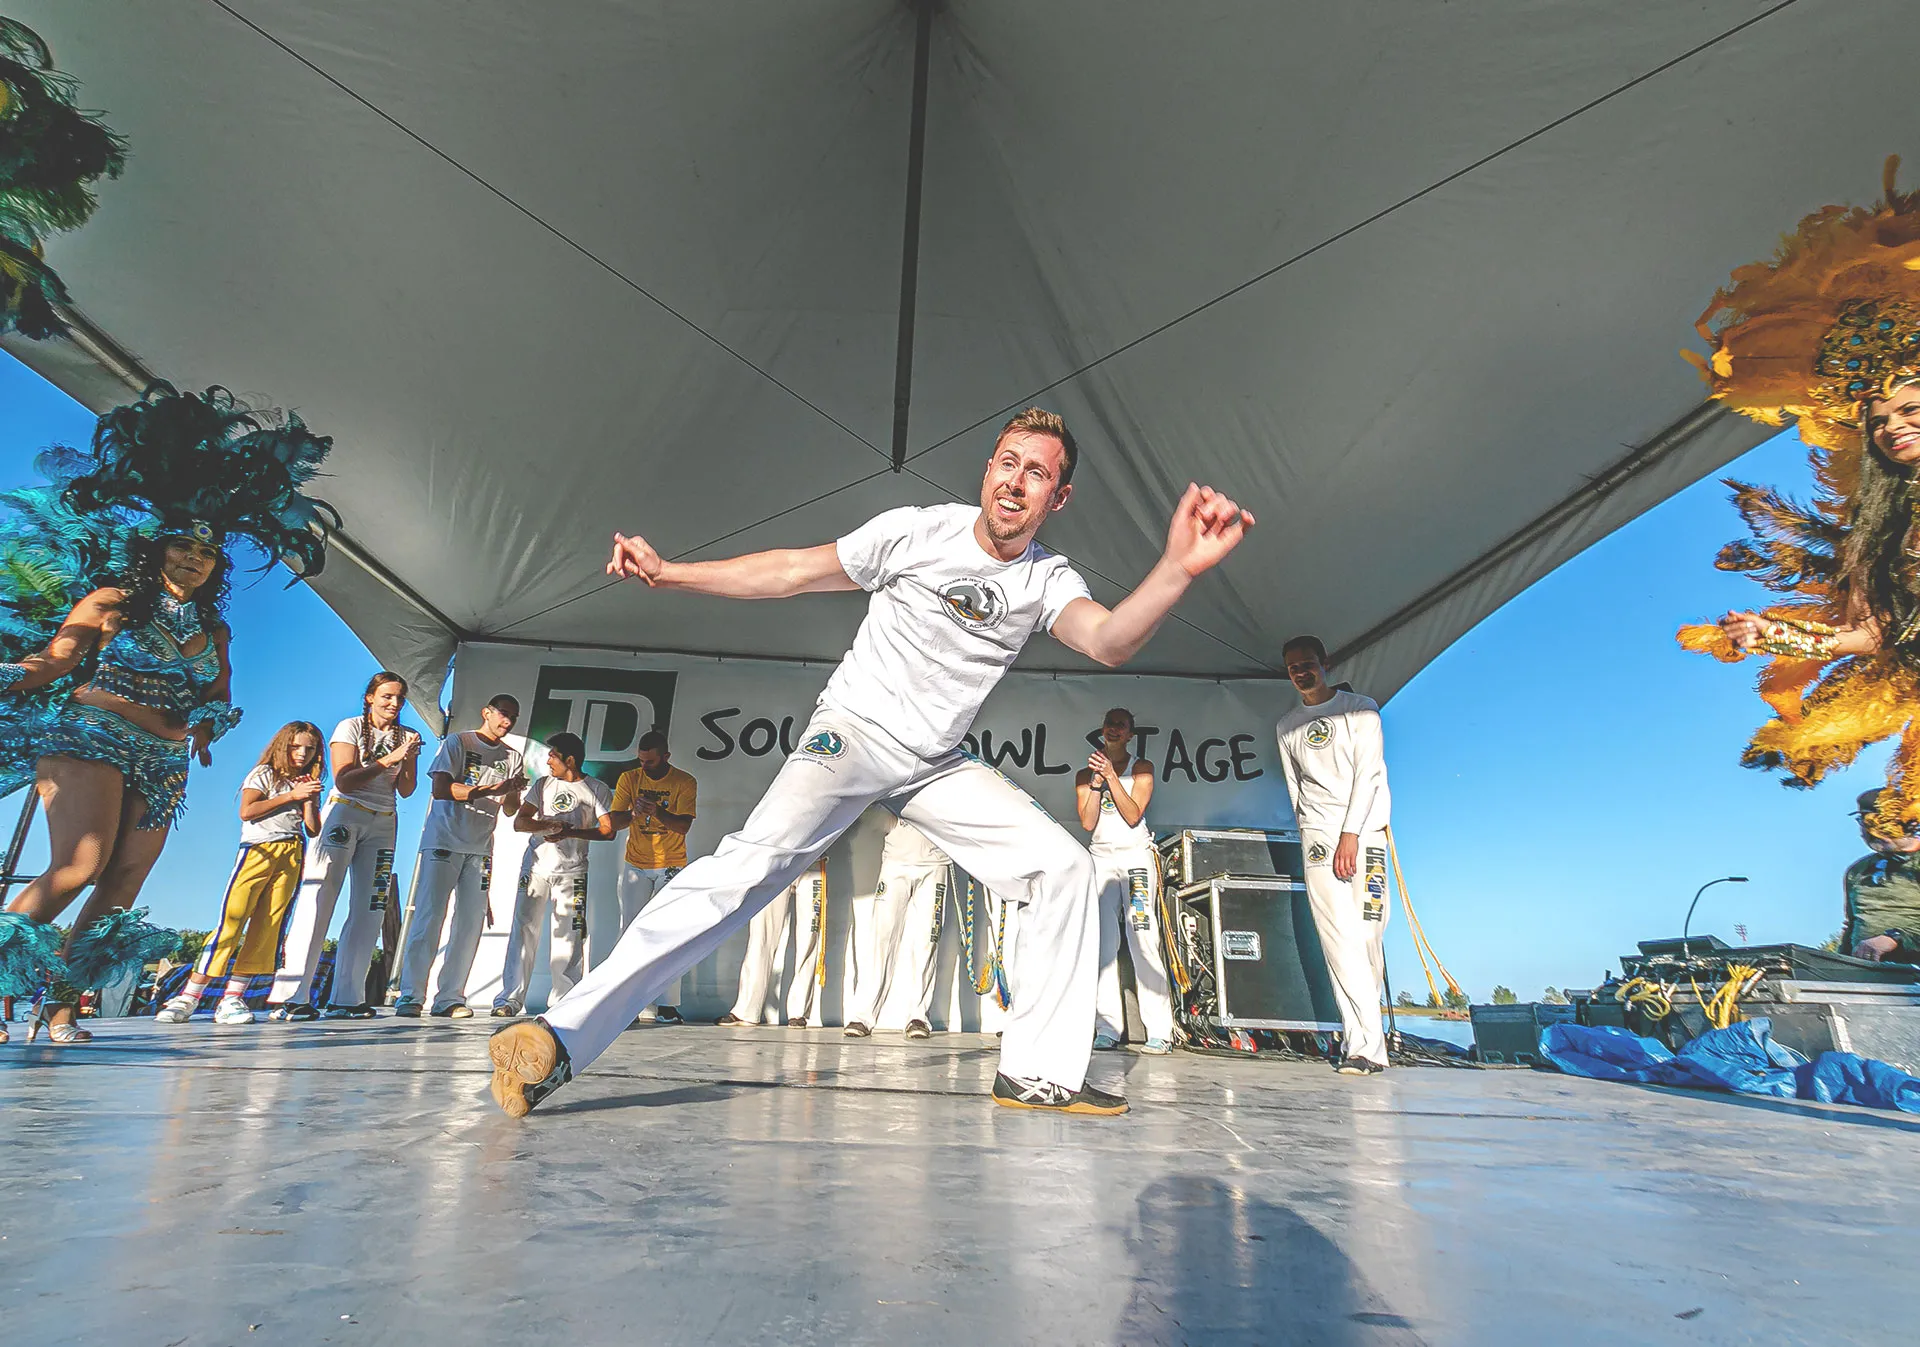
1158, 828, 1303, 889
1177, 875, 1341, 1030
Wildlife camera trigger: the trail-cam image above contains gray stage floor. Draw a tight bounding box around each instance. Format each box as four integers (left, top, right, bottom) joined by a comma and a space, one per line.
2, 1019, 1914, 1346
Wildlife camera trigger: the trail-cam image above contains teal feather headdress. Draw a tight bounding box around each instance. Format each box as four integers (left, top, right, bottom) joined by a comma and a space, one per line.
67, 383, 341, 579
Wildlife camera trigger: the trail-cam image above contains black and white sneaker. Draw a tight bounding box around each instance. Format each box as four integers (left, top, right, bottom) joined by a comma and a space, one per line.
991, 1072, 1129, 1115
655, 1006, 684, 1025
1336, 1057, 1386, 1076
321, 1003, 376, 1020
268, 1003, 318, 1023
842, 1021, 871, 1038
904, 1019, 932, 1040
715, 1012, 751, 1026
488, 1018, 574, 1118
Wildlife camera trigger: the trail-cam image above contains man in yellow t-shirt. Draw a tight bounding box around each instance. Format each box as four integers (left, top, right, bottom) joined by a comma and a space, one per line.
604, 730, 698, 1022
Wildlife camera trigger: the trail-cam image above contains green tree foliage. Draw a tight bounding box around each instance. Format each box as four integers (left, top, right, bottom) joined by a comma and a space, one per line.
1490, 985, 1517, 1005
1425, 990, 1441, 1009
1442, 987, 1470, 1010
1541, 987, 1568, 1004
1395, 991, 1417, 1008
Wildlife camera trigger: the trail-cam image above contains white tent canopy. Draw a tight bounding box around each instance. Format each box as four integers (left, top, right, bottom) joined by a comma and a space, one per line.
7, 1, 1895, 726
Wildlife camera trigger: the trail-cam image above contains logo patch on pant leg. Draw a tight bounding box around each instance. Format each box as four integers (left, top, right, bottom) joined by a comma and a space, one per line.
1306, 841, 1330, 866
324, 824, 351, 848
801, 730, 846, 760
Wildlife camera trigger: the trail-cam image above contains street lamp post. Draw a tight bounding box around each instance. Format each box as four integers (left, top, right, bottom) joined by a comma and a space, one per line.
1682, 876, 1750, 956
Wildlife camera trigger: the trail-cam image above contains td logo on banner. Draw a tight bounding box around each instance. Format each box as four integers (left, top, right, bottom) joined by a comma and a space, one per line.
527, 666, 678, 789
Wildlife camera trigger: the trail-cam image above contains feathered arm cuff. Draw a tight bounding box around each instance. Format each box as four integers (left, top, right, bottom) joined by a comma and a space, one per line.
0, 663, 26, 694
186, 699, 243, 742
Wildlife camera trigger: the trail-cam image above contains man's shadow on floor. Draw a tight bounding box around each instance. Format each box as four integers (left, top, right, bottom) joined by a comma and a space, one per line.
1119, 1173, 1427, 1346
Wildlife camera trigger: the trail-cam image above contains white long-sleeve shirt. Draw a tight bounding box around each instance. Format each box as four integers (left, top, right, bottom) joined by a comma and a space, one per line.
1275, 689, 1391, 836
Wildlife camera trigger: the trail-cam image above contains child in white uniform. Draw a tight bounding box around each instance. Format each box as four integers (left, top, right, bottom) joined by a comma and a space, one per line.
1076, 707, 1175, 1053
487, 409, 1252, 1117
269, 672, 421, 1020
395, 695, 525, 1018
495, 732, 613, 1016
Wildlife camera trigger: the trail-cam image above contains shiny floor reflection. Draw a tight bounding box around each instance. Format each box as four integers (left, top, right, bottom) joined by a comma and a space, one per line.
2, 1020, 1914, 1345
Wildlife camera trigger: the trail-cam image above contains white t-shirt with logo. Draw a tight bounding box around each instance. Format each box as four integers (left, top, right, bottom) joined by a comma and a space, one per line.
1089, 759, 1154, 854
420, 731, 526, 855
1275, 689, 1391, 837
328, 716, 414, 812
879, 818, 951, 872
824, 503, 1091, 757
239, 764, 310, 844
523, 773, 614, 874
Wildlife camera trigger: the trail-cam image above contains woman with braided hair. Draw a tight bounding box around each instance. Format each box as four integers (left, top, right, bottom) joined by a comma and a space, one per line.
267, 671, 421, 1021
1680, 157, 1920, 841
0, 383, 335, 1043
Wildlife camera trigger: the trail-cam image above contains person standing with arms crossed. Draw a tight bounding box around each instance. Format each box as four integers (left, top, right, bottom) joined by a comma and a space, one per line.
485, 407, 1253, 1117
1275, 635, 1392, 1075
606, 731, 696, 1023
1076, 707, 1174, 1054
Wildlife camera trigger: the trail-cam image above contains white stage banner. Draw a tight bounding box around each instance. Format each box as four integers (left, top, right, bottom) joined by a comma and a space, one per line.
427, 641, 1299, 1024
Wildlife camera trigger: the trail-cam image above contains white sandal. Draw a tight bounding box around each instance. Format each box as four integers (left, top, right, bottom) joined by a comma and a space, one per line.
28, 997, 92, 1044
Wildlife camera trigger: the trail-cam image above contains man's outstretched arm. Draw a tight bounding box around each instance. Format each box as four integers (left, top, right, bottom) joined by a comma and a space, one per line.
605, 534, 858, 599
1050, 483, 1254, 667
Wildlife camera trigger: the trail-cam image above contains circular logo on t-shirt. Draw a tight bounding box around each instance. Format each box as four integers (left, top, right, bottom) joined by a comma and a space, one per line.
1305, 718, 1333, 748
938, 577, 1008, 632
549, 787, 578, 814
1100, 791, 1117, 813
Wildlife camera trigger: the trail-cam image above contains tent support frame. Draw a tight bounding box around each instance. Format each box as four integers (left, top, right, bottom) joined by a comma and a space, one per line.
889, 0, 935, 472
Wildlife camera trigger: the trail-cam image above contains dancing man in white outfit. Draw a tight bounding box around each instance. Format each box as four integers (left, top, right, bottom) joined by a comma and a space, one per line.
842, 818, 950, 1040
487, 407, 1252, 1117
1274, 635, 1393, 1074
1076, 707, 1176, 1054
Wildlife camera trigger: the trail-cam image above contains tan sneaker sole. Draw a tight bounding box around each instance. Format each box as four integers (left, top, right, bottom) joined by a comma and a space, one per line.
488, 1021, 558, 1118
991, 1093, 1130, 1116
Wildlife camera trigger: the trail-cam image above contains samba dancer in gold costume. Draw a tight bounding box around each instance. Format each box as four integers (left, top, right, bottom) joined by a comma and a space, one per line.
1680, 157, 1920, 839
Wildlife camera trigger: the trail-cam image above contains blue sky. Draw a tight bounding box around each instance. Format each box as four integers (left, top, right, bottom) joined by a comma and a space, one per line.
0, 352, 1873, 1003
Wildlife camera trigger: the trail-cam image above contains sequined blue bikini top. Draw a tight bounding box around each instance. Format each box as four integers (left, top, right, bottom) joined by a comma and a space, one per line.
86, 594, 221, 717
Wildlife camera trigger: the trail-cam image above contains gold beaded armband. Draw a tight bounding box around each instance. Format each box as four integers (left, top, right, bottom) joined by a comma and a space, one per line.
1753, 617, 1840, 660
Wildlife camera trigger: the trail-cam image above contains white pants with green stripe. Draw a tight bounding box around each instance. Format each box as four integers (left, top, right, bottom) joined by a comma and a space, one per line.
728, 868, 826, 1025
495, 859, 589, 1013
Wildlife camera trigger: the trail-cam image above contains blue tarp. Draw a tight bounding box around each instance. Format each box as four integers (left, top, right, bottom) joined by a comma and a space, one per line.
1539, 1017, 1920, 1114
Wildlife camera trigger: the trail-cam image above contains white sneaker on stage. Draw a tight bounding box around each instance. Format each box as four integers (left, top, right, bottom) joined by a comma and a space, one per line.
213, 997, 256, 1026
153, 995, 198, 1024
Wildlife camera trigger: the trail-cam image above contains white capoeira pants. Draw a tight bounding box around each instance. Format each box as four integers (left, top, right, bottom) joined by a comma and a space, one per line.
495, 860, 589, 1013
543, 711, 1099, 1089
1301, 826, 1391, 1067
729, 868, 827, 1025
1092, 846, 1176, 1044
269, 800, 396, 1008
606, 863, 681, 1013
398, 848, 493, 1012
844, 860, 947, 1028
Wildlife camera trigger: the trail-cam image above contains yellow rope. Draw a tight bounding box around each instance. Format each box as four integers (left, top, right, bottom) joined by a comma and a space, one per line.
811, 862, 828, 987
1386, 826, 1461, 1004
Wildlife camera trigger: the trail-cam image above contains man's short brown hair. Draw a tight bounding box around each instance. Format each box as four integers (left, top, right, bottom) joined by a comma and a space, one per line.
996, 407, 1080, 485
1282, 635, 1328, 665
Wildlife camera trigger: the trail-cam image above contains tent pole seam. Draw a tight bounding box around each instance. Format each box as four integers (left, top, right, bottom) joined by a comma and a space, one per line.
890, 0, 935, 472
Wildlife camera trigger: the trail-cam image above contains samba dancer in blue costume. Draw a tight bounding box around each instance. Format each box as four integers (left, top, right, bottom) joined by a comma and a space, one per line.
0, 384, 335, 1043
